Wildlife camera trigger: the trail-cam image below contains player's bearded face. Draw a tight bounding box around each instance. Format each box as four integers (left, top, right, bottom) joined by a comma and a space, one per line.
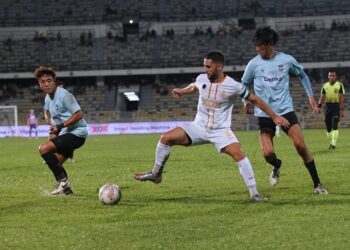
38, 75, 56, 95
204, 59, 219, 82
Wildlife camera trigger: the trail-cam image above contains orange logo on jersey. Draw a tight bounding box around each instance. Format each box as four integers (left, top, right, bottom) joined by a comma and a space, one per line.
220, 90, 225, 98
201, 97, 220, 109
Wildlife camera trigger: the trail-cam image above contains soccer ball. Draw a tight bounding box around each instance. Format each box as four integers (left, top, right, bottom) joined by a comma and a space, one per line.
98, 183, 121, 205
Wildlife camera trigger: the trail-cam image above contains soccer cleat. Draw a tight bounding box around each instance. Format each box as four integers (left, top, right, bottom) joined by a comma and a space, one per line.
134, 171, 162, 184
314, 184, 328, 195
50, 179, 73, 195
269, 159, 281, 186
328, 144, 336, 150
251, 194, 268, 202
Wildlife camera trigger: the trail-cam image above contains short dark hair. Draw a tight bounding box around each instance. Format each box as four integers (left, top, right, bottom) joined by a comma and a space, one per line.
34, 66, 56, 80
205, 50, 225, 65
253, 26, 279, 46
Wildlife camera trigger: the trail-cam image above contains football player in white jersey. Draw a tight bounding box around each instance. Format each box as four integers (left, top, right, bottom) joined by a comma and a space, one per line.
134, 51, 290, 202
242, 27, 328, 194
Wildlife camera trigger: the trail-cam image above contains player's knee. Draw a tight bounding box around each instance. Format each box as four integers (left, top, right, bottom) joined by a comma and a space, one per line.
160, 133, 173, 145
38, 144, 45, 155
38, 143, 50, 155
233, 151, 245, 162
223, 144, 245, 161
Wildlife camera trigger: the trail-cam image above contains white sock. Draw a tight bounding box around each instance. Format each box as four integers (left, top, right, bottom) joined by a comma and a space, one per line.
275, 125, 281, 137
236, 157, 258, 197
152, 142, 171, 176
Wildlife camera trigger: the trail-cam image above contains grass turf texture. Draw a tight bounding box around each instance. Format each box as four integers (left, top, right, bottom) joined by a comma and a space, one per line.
1, 129, 349, 249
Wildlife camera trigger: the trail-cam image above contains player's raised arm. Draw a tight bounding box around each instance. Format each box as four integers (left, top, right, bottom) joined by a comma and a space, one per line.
247, 93, 290, 129
171, 82, 198, 98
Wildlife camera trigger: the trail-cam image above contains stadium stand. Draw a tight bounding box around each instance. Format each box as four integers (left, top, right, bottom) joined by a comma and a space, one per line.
1, 0, 350, 26
2, 28, 350, 72
0, 0, 349, 130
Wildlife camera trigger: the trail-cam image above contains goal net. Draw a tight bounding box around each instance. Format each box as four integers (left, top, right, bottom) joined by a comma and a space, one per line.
0, 105, 18, 137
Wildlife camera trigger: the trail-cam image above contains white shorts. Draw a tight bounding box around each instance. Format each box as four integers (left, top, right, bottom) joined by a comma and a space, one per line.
180, 122, 239, 153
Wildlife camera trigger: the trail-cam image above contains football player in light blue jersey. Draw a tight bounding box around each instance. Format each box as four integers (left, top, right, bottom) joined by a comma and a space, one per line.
134, 51, 290, 202
242, 27, 327, 195
35, 66, 88, 196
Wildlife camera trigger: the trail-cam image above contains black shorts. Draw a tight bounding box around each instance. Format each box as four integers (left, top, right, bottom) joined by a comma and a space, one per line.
258, 111, 299, 135
51, 133, 86, 158
325, 103, 340, 131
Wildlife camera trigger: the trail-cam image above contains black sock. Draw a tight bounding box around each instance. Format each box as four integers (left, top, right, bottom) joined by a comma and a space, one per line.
62, 166, 68, 179
305, 160, 320, 188
41, 152, 67, 181
265, 153, 281, 169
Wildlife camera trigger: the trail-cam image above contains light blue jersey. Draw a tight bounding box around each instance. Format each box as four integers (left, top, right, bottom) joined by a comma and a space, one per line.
242, 51, 313, 117
44, 87, 88, 138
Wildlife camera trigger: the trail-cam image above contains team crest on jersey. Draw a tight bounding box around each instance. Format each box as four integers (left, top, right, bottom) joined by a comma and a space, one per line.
202, 84, 206, 89
278, 64, 284, 72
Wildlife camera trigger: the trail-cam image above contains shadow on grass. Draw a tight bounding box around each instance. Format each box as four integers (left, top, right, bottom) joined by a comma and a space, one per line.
312, 149, 336, 155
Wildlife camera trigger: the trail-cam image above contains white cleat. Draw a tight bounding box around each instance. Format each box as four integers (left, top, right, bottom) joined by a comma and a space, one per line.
269, 167, 280, 186
50, 179, 73, 195
314, 184, 328, 195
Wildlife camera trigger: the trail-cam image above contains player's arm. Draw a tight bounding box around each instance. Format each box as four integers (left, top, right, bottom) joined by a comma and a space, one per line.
242, 83, 254, 114
171, 82, 198, 98
50, 110, 84, 135
241, 62, 255, 114
318, 89, 326, 108
247, 93, 290, 128
44, 109, 51, 124
298, 70, 319, 114
339, 84, 345, 118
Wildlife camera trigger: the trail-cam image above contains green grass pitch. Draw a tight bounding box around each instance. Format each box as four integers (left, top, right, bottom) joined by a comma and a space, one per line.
1, 129, 349, 249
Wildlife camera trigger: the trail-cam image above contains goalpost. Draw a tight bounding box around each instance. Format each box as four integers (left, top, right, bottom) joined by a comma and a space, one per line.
0, 105, 19, 137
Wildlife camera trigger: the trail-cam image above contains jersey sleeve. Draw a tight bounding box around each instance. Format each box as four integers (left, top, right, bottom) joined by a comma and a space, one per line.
241, 60, 255, 88
339, 83, 345, 94
194, 74, 206, 89
236, 82, 250, 99
44, 95, 50, 110
288, 55, 304, 76
289, 56, 313, 96
63, 93, 81, 114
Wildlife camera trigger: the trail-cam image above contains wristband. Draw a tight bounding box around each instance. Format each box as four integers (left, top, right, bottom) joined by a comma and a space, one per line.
56, 123, 64, 135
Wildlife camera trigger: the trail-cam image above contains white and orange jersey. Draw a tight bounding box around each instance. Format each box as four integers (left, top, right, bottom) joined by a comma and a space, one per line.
194, 73, 250, 130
